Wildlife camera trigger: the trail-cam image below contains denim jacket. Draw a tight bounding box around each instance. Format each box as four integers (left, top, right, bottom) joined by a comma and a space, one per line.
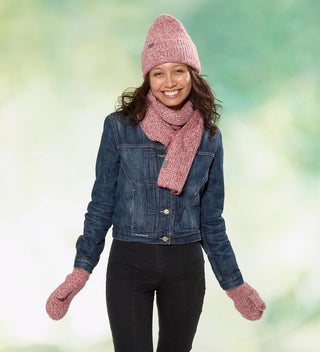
74, 113, 244, 290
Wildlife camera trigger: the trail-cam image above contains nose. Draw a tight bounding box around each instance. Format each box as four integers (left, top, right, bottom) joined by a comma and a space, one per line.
164, 72, 176, 88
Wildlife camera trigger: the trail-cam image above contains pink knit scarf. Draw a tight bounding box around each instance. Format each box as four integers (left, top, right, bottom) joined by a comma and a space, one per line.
140, 91, 204, 195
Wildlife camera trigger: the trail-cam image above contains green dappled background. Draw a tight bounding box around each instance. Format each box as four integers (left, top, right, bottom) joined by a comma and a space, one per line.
1, 0, 319, 351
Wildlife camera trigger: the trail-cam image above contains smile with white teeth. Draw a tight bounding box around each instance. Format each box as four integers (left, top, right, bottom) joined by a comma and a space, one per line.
163, 90, 179, 96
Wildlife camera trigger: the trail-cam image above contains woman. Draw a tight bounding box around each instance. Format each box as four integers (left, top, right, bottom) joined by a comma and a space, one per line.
46, 14, 266, 352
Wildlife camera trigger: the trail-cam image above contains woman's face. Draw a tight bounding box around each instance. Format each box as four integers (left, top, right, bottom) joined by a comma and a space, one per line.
149, 63, 192, 113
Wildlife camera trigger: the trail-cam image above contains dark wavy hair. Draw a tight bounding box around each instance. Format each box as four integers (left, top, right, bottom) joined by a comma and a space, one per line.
115, 67, 222, 137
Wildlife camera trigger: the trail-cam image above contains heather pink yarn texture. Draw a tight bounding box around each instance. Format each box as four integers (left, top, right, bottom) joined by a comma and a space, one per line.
140, 91, 203, 195
226, 282, 266, 321
141, 14, 201, 78
46, 268, 90, 320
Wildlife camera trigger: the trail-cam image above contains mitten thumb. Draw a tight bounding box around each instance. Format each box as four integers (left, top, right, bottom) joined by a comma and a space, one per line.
250, 289, 267, 312
46, 268, 90, 320
226, 282, 266, 321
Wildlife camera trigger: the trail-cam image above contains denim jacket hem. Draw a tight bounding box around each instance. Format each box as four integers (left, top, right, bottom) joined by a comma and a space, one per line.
112, 226, 202, 245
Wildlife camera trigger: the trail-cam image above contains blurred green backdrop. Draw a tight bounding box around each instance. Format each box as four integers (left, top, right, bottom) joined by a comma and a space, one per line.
1, 0, 319, 351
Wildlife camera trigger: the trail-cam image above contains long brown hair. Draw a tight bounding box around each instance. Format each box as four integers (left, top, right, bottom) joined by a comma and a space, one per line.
115, 67, 222, 137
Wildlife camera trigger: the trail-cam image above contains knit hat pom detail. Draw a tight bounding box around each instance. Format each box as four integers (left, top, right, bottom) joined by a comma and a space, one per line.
141, 14, 201, 78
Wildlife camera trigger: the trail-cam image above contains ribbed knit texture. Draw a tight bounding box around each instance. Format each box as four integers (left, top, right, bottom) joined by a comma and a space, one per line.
141, 14, 201, 78
140, 91, 203, 195
46, 268, 90, 320
226, 282, 266, 321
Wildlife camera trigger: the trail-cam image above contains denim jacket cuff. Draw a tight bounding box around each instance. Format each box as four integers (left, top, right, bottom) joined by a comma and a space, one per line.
219, 272, 244, 290
74, 256, 95, 274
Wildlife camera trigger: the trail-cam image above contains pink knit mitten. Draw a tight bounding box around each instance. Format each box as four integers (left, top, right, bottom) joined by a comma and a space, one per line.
226, 282, 266, 321
46, 268, 90, 320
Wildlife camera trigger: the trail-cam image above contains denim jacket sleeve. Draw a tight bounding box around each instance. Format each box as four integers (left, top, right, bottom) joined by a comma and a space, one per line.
200, 129, 244, 290
74, 115, 119, 273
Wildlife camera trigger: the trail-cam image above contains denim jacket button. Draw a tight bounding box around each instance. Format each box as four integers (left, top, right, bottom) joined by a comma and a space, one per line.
163, 209, 170, 215
161, 236, 169, 242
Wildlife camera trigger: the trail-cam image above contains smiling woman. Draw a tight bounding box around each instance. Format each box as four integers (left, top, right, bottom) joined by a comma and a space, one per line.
46, 14, 266, 352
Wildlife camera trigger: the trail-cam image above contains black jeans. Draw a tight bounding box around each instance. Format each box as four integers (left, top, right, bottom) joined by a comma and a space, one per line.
106, 239, 205, 352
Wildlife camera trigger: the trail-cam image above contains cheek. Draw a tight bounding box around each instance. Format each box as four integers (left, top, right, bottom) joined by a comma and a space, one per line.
150, 78, 160, 93
187, 81, 192, 92
178, 74, 191, 90
184, 78, 192, 94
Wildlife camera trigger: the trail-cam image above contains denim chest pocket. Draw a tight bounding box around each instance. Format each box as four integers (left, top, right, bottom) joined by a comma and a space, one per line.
146, 150, 166, 182
185, 152, 214, 192
119, 147, 164, 184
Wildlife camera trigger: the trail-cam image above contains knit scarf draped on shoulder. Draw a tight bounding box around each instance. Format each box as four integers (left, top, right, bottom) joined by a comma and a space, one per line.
139, 90, 204, 195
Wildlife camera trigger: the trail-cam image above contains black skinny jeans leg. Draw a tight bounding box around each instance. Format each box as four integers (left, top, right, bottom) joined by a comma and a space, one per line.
106, 239, 205, 352
106, 275, 155, 351
106, 240, 155, 352
156, 249, 205, 352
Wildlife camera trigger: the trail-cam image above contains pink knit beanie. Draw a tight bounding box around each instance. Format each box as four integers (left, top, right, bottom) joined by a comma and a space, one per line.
141, 14, 201, 78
